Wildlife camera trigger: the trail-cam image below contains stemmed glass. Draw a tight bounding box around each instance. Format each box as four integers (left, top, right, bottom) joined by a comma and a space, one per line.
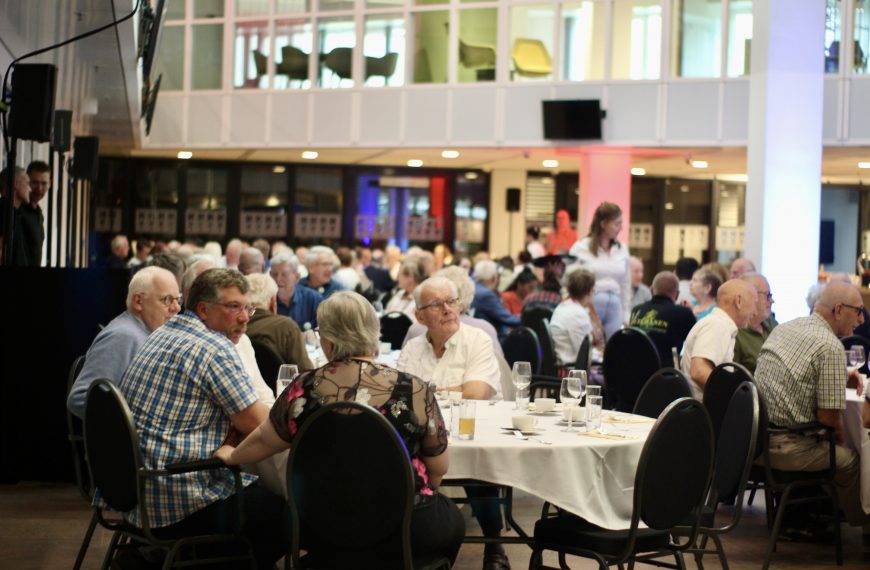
567, 369, 588, 405
276, 364, 299, 396
512, 361, 532, 410
846, 346, 865, 374
560, 376, 582, 432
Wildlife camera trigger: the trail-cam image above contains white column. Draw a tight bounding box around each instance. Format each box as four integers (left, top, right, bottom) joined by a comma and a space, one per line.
745, 0, 826, 321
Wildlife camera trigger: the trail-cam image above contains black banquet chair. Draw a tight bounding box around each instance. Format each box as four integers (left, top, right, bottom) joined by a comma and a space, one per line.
250, 338, 285, 394
286, 401, 451, 570
602, 327, 662, 412
501, 326, 542, 374
703, 362, 754, 443
632, 367, 693, 419
380, 311, 414, 350
83, 379, 255, 569
66, 355, 95, 570
528, 398, 715, 570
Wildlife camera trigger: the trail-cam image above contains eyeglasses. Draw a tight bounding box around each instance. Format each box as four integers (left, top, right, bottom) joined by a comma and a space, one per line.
210, 302, 256, 317
840, 303, 865, 316
144, 294, 182, 308
418, 297, 460, 312
757, 290, 773, 301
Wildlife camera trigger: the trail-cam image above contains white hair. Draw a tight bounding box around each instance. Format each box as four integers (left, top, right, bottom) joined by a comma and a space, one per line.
305, 245, 336, 268
126, 266, 174, 309
246, 273, 279, 308
203, 241, 223, 258
413, 276, 459, 308
238, 247, 265, 274
270, 251, 300, 272
181, 258, 217, 299
436, 265, 475, 312
473, 259, 499, 283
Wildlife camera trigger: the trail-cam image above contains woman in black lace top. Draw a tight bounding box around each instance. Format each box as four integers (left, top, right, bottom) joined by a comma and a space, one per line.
216, 291, 464, 563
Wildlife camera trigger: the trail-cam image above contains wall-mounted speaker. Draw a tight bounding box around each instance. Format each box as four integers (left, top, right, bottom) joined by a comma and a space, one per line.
72, 137, 100, 182
8, 64, 57, 143
506, 187, 521, 212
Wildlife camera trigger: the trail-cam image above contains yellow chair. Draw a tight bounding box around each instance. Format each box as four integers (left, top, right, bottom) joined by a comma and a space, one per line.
512, 38, 552, 78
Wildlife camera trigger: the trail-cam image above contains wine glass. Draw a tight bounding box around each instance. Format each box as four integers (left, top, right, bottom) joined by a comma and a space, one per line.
567, 369, 587, 405
276, 364, 299, 396
851, 345, 866, 370
512, 361, 532, 410
560, 377, 582, 432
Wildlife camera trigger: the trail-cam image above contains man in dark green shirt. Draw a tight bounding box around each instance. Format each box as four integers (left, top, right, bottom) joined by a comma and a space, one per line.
733, 272, 777, 372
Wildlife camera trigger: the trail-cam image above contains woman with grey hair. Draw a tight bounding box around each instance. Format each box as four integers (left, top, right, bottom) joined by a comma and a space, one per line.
384, 256, 427, 323
215, 291, 464, 564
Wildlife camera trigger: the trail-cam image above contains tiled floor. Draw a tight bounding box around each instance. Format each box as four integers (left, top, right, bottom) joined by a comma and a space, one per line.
0, 481, 867, 569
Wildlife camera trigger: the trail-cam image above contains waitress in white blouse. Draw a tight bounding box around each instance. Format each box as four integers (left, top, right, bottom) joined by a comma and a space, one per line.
569, 202, 631, 340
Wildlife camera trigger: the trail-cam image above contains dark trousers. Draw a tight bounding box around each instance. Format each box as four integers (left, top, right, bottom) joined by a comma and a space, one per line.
411, 493, 466, 565
153, 482, 287, 569
465, 485, 504, 538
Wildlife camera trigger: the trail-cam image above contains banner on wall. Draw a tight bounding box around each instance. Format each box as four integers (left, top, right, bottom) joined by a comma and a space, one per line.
355, 215, 394, 240
241, 211, 286, 238
294, 213, 342, 239
715, 226, 745, 251
628, 223, 654, 250
186, 209, 227, 236
95, 207, 122, 233
405, 216, 444, 242
135, 208, 177, 235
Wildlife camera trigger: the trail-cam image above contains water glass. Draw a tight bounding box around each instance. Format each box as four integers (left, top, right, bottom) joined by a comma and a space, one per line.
512, 361, 532, 410
586, 395, 603, 433
458, 400, 477, 440
567, 369, 587, 402
560, 377, 582, 432
585, 384, 601, 405
276, 364, 299, 396
379, 342, 393, 357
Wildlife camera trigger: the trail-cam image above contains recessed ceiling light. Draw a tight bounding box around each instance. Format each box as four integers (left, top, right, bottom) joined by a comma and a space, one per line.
441, 150, 460, 159
407, 159, 423, 167
177, 151, 192, 160
272, 165, 286, 173
542, 159, 559, 168
631, 167, 646, 176
859, 162, 870, 169
465, 172, 479, 180
265, 195, 280, 207
302, 151, 319, 160
665, 202, 675, 210
691, 160, 708, 168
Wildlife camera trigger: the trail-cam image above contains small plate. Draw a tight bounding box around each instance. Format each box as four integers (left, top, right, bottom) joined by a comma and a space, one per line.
528, 410, 559, 416
556, 419, 587, 426
501, 427, 544, 436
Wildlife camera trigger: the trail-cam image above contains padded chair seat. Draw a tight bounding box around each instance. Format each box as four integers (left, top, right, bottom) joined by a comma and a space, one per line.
534, 514, 670, 557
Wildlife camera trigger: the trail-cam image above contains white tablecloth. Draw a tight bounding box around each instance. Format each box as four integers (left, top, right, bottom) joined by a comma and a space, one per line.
444, 401, 654, 530
842, 391, 870, 514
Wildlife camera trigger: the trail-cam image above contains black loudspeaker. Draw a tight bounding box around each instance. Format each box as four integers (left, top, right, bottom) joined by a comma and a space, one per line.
52, 110, 72, 152
8, 64, 57, 143
506, 187, 521, 212
72, 137, 100, 182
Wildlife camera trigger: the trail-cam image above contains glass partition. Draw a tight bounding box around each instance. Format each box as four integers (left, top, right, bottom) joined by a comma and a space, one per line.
611, 0, 662, 80
364, 15, 405, 86
192, 24, 225, 89
854, 0, 870, 73
561, 1, 606, 80
195, 0, 225, 18
154, 25, 185, 90
413, 10, 448, 83
275, 18, 313, 88
826, 0, 842, 73
236, 0, 268, 16
672, 0, 721, 78
318, 17, 356, 87
234, 21, 271, 88
458, 8, 498, 82
726, 0, 752, 77
509, 5, 555, 81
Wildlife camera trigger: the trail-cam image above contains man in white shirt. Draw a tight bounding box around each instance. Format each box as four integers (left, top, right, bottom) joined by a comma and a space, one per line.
397, 276, 507, 570
680, 279, 757, 399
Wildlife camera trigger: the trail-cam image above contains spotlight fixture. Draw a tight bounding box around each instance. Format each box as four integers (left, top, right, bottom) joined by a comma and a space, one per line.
272, 165, 286, 173
859, 161, 870, 169
177, 151, 192, 160
542, 159, 559, 168
691, 160, 708, 169
465, 172, 479, 180
441, 150, 460, 159
630, 167, 646, 176
407, 159, 423, 167
302, 151, 319, 160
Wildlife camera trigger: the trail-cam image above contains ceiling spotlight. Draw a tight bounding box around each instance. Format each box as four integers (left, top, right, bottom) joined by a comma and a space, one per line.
631, 167, 646, 176
465, 172, 479, 180
272, 165, 286, 174
664, 202, 675, 210
407, 159, 423, 167
441, 150, 460, 159
859, 162, 870, 169
691, 160, 708, 169
177, 151, 193, 160
302, 151, 319, 160
542, 159, 559, 168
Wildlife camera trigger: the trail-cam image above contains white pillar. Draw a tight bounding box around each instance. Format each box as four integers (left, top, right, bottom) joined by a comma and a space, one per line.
745, 0, 825, 321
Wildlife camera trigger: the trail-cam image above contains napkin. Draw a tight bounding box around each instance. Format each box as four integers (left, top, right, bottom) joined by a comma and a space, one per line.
576, 432, 640, 441
604, 414, 655, 424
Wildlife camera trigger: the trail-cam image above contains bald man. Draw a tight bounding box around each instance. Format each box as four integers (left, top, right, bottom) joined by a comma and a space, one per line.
733, 273, 778, 373
755, 282, 870, 537
729, 257, 756, 279
630, 271, 696, 365
680, 279, 757, 399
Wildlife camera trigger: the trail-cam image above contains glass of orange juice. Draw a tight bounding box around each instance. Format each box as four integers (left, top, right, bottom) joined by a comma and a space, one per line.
458, 400, 477, 440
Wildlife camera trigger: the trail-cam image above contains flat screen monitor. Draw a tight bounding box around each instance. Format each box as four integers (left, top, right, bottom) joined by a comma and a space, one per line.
542, 99, 603, 140
141, 0, 167, 83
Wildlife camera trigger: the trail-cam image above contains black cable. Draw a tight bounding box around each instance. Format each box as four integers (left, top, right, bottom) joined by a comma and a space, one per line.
1, 0, 143, 149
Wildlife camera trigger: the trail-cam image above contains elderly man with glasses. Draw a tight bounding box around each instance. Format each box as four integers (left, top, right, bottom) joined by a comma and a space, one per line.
398, 276, 508, 570
67, 266, 181, 419
116, 268, 286, 569
732, 272, 778, 373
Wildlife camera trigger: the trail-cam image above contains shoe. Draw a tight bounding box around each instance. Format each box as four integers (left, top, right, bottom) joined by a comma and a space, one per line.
483, 553, 511, 570
781, 525, 834, 544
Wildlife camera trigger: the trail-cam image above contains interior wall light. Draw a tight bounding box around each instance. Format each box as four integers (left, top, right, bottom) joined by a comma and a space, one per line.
302, 151, 319, 160
442, 150, 460, 159
177, 151, 192, 160
630, 167, 646, 176
407, 159, 423, 167
542, 159, 559, 168
691, 160, 708, 169
859, 162, 870, 169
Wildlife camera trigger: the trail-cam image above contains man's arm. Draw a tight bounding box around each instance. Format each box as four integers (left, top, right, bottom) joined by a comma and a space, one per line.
462, 380, 493, 400
229, 400, 270, 435
816, 408, 846, 445
689, 357, 715, 392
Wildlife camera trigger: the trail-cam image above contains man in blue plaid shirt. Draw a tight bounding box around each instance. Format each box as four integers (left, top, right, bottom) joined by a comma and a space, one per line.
119, 268, 286, 568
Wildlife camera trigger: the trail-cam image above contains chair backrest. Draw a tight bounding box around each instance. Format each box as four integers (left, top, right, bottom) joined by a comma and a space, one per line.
523, 312, 558, 377
635, 398, 714, 532
713, 382, 759, 509
250, 338, 284, 394
511, 38, 552, 76
66, 355, 90, 500
366, 52, 399, 79
521, 304, 554, 330
83, 379, 141, 514
602, 327, 662, 412
501, 326, 541, 374
287, 402, 415, 566
252, 49, 267, 76
642, 329, 673, 368
632, 367, 693, 419
458, 38, 496, 68
279, 45, 309, 79
702, 361, 753, 443
380, 311, 413, 350
573, 334, 591, 372
324, 47, 353, 79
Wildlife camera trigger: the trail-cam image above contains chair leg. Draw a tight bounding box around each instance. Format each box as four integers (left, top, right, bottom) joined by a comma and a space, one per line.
709, 534, 728, 570
829, 486, 843, 566
100, 531, 123, 570
747, 487, 757, 506
674, 551, 688, 570
693, 533, 708, 570
73, 510, 99, 570
528, 548, 543, 570
763, 486, 794, 570
558, 551, 570, 570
